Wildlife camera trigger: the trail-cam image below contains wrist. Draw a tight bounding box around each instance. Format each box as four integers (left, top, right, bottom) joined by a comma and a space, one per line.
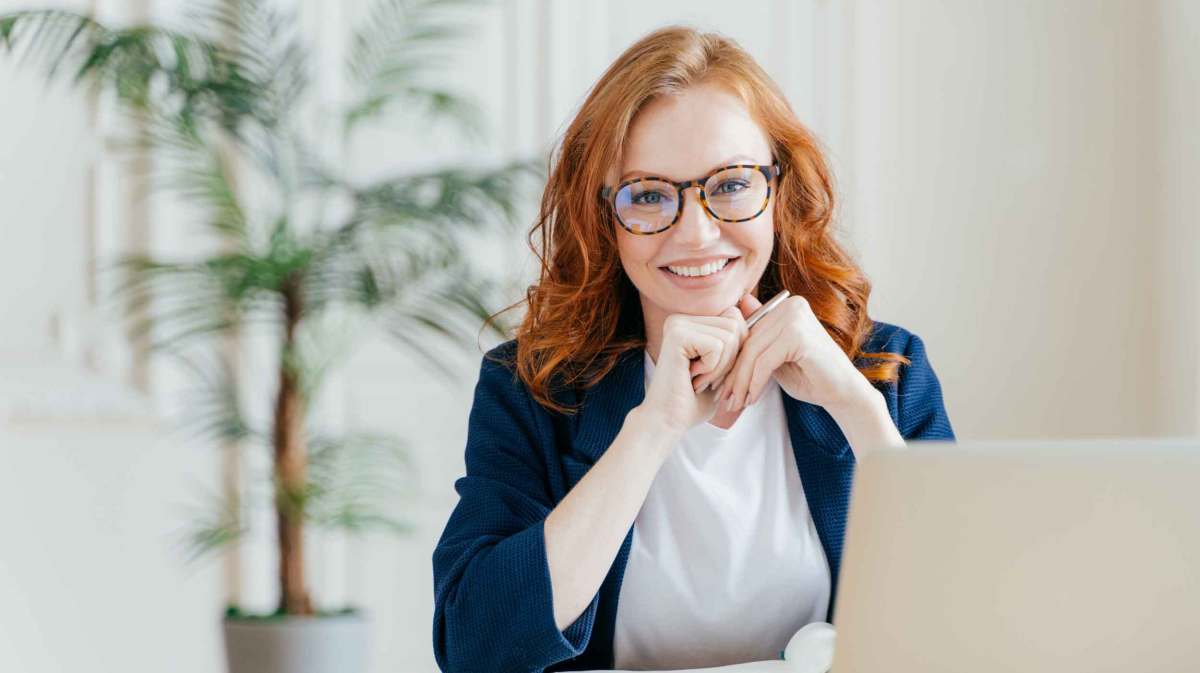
825, 378, 886, 421
825, 381, 905, 454
626, 404, 686, 448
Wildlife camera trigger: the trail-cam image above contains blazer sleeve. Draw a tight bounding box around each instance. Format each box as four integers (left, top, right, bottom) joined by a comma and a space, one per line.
896, 332, 956, 441
431, 350, 599, 673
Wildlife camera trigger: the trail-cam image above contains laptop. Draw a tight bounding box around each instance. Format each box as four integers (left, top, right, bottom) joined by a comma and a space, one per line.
832, 438, 1200, 673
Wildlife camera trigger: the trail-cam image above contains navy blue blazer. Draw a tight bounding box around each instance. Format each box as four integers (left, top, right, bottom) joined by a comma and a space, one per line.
431, 320, 955, 672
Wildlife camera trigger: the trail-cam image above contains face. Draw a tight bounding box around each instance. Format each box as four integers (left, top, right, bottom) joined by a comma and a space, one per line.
609, 81, 776, 323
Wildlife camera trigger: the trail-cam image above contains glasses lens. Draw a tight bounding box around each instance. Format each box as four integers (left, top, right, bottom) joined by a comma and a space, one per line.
614, 179, 677, 234
704, 166, 769, 221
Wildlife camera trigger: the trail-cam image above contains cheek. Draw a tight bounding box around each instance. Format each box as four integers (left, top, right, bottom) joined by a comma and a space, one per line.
616, 234, 660, 279
740, 216, 776, 268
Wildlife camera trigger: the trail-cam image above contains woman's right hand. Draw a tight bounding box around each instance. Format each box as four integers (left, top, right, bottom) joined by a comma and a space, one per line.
639, 306, 748, 435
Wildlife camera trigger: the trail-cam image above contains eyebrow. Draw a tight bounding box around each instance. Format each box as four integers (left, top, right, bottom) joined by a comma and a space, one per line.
619, 154, 765, 183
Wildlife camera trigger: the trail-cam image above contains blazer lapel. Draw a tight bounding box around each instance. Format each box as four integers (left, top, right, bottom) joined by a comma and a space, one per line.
781, 393, 857, 621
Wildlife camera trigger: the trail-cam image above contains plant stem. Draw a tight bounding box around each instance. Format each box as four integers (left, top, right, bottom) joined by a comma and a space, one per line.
274, 279, 314, 616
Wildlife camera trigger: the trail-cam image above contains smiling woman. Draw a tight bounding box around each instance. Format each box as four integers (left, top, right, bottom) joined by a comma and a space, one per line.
497, 33, 911, 417
432, 24, 954, 673
609, 82, 780, 351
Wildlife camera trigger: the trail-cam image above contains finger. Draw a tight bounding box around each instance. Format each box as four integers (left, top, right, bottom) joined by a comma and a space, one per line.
683, 325, 744, 397
738, 292, 763, 319
724, 304, 750, 343
696, 320, 741, 388
704, 312, 743, 391
745, 294, 788, 335
719, 317, 785, 410
683, 327, 727, 380
677, 313, 744, 331
693, 332, 737, 392
747, 339, 791, 407
692, 309, 747, 391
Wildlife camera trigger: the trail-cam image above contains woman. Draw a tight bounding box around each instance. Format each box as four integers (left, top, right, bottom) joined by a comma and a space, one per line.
432, 25, 954, 673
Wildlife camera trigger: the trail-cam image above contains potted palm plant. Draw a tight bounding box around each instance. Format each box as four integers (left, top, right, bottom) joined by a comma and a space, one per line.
1, 1, 533, 671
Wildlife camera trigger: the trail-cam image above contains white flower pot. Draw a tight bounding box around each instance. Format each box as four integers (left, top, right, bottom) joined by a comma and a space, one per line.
222, 611, 369, 673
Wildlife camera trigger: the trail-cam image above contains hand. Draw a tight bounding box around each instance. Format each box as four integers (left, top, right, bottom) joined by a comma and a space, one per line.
639, 306, 748, 435
716, 293, 875, 413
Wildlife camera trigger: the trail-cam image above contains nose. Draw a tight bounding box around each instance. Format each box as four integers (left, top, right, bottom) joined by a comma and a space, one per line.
671, 185, 722, 248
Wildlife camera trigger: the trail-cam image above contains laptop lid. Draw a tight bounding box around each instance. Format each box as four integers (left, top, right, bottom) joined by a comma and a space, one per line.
832, 439, 1200, 673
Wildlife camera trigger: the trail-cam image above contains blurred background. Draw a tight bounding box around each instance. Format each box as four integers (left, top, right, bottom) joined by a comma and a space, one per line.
2, 0, 1197, 671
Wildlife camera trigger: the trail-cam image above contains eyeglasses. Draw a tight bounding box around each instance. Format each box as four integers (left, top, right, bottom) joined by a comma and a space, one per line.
599, 162, 782, 235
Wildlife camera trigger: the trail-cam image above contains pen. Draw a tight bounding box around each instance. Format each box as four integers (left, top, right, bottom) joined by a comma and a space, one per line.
744, 289, 790, 330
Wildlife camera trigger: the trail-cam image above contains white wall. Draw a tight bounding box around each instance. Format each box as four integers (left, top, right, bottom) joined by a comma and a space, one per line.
1149, 0, 1200, 437
843, 0, 1198, 440
2, 2, 1198, 672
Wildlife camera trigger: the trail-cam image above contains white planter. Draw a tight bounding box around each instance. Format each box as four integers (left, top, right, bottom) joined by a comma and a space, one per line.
222, 611, 369, 673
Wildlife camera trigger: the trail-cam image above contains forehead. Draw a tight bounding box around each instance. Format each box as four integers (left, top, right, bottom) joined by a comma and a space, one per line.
618, 82, 773, 182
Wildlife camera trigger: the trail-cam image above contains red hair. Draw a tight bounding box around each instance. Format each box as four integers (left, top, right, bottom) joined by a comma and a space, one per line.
488, 25, 908, 414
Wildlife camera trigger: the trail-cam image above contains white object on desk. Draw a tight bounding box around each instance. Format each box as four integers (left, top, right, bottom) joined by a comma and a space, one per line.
782, 622, 835, 673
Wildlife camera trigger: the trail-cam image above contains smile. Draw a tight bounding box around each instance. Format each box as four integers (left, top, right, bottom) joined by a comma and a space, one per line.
659, 257, 739, 287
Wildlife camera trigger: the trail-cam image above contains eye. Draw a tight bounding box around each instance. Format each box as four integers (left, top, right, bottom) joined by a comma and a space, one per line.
631, 189, 673, 206
712, 179, 750, 195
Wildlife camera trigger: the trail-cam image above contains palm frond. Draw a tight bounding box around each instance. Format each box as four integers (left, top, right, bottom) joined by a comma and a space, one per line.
299, 432, 418, 535
138, 111, 251, 244
186, 0, 309, 129
303, 221, 456, 313
343, 0, 487, 138
351, 156, 541, 233
382, 267, 511, 376
175, 481, 247, 564
111, 252, 286, 352
0, 9, 263, 130
167, 347, 258, 446
287, 305, 370, 409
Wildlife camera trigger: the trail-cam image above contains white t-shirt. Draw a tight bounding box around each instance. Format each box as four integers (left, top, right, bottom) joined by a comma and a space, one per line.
612, 350, 832, 670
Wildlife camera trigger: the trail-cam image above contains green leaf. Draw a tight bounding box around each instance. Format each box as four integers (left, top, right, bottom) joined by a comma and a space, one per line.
343, 0, 489, 138
298, 432, 419, 536
168, 348, 258, 445
175, 481, 247, 565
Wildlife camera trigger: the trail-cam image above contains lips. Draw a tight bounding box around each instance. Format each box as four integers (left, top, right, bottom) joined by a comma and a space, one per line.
657, 254, 739, 275
659, 256, 739, 287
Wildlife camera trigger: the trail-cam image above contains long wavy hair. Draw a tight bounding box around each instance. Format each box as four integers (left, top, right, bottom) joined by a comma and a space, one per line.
487, 25, 909, 414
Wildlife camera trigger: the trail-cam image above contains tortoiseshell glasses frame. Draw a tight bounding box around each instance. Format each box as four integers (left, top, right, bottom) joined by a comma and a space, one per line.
598, 162, 783, 235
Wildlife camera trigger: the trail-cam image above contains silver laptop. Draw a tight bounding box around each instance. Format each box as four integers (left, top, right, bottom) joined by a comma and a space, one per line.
832, 439, 1200, 673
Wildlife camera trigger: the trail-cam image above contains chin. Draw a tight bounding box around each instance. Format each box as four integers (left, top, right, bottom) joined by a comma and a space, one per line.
658, 286, 744, 316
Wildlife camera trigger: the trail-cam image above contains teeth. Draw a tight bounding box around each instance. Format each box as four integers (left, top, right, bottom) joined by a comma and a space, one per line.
666, 258, 730, 277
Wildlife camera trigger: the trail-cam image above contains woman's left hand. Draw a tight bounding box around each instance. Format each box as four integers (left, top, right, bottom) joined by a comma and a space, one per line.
715, 292, 875, 413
